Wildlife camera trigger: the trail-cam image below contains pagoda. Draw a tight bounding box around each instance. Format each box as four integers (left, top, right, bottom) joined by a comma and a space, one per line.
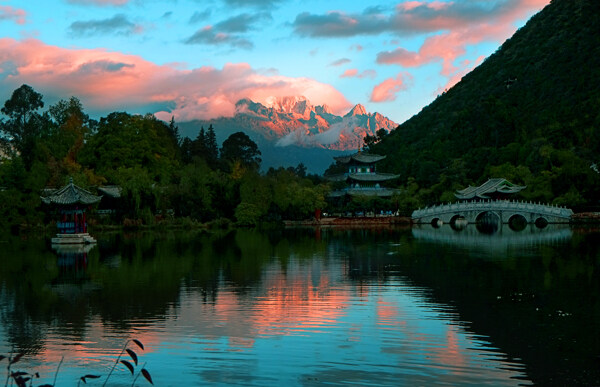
327, 152, 400, 197
41, 178, 102, 244
455, 178, 526, 201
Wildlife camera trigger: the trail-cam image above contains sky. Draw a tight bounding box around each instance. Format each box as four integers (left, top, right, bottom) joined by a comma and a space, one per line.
0, 0, 550, 125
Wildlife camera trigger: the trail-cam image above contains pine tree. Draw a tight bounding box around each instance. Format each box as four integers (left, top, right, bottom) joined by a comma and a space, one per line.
192, 126, 207, 160
206, 124, 219, 168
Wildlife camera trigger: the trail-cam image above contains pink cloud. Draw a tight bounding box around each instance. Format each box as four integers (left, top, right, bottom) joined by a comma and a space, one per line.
370, 73, 410, 103
67, 0, 129, 6
436, 55, 486, 94
0, 6, 27, 25
378, 0, 550, 85
339, 68, 376, 79
0, 38, 352, 121
340, 69, 358, 78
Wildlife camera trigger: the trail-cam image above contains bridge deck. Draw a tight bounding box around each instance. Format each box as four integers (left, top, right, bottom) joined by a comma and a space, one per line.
412, 200, 573, 223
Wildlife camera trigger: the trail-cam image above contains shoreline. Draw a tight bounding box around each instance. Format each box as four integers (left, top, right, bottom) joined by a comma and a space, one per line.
283, 216, 412, 227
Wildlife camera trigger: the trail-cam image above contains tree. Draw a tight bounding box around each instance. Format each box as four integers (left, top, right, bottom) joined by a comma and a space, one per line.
80, 112, 179, 183
220, 132, 261, 169
0, 84, 46, 169
205, 124, 219, 168
44, 97, 93, 184
191, 127, 207, 160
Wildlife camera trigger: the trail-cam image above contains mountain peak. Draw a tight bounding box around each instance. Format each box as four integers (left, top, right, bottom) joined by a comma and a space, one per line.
265, 96, 312, 114
345, 104, 367, 117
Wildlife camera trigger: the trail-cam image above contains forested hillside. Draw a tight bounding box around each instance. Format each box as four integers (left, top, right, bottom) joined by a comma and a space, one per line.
0, 86, 327, 229
373, 0, 600, 210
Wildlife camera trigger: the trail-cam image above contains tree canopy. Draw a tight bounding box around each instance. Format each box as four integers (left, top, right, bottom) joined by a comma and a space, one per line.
373, 0, 600, 210
220, 131, 262, 169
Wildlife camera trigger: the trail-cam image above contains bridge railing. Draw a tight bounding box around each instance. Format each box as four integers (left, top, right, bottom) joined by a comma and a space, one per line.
412, 199, 574, 219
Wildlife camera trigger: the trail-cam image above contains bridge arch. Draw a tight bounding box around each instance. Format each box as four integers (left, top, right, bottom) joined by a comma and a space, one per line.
431, 218, 441, 228
535, 217, 549, 228
508, 214, 528, 231
475, 211, 501, 224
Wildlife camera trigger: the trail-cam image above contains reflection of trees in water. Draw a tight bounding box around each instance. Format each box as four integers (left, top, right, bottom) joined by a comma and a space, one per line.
2, 227, 599, 386
0, 228, 330, 351
398, 228, 600, 386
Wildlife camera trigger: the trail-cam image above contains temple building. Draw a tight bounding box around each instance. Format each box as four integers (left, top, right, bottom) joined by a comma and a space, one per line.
327, 152, 400, 198
41, 178, 102, 244
455, 178, 526, 201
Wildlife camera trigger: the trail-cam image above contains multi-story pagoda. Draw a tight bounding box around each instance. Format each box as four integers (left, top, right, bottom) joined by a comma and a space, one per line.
41, 178, 102, 244
455, 178, 526, 201
327, 152, 400, 197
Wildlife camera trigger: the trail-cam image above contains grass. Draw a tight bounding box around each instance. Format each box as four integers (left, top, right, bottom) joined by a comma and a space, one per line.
1, 339, 152, 387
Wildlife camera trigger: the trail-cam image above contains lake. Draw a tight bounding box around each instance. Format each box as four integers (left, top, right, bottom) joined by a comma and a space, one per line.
1, 224, 599, 386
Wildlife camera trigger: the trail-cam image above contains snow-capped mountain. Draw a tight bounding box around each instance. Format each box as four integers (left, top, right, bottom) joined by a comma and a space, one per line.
178, 96, 398, 172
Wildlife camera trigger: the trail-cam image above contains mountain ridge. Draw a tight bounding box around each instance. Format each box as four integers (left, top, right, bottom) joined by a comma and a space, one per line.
179, 96, 397, 172
373, 0, 600, 207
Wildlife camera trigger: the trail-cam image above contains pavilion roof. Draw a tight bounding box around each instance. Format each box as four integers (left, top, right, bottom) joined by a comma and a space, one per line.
455, 178, 526, 200
328, 188, 400, 197
326, 172, 400, 182
41, 178, 102, 206
98, 185, 122, 198
334, 152, 386, 164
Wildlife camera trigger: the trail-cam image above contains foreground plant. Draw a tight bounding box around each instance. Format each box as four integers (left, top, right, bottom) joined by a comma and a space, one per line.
2, 338, 152, 386
101, 339, 153, 386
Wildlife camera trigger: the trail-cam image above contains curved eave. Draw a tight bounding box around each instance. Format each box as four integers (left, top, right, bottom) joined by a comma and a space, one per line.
329, 188, 400, 197
334, 153, 386, 164
41, 182, 102, 206
325, 174, 348, 182
347, 173, 400, 182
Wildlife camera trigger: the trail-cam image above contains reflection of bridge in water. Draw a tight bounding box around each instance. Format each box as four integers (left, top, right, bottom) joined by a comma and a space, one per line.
412, 223, 572, 251
412, 200, 573, 225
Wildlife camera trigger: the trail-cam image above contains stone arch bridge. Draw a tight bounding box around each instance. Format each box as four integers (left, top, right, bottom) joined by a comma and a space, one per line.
412, 200, 573, 225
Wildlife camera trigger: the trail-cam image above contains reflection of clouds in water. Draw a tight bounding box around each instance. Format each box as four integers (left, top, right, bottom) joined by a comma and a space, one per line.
0, 236, 530, 386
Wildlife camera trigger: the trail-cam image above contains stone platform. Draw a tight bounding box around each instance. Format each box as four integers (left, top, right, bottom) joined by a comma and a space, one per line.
51, 233, 97, 245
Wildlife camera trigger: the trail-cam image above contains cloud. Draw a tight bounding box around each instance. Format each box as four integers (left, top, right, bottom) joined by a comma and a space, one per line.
340, 69, 358, 78
0, 38, 351, 121
184, 26, 253, 49
67, 0, 129, 6
222, 0, 282, 9
293, 11, 387, 38
214, 12, 272, 33
329, 58, 351, 67
370, 73, 410, 102
292, 0, 549, 38
369, 0, 550, 84
340, 69, 376, 79
77, 60, 135, 74
189, 10, 211, 24
69, 14, 143, 37
0, 6, 27, 25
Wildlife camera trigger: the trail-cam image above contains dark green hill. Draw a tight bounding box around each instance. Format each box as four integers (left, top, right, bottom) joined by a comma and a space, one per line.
374, 0, 600, 209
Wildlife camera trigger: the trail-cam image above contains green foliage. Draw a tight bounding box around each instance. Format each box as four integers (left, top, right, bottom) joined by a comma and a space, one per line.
220, 131, 261, 170
79, 112, 179, 183
373, 0, 600, 208
0, 84, 47, 170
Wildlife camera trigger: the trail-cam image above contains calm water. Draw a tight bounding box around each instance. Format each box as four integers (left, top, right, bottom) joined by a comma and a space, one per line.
0, 224, 599, 386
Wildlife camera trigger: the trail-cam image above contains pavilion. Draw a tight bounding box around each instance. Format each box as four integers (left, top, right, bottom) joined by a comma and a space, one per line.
326, 152, 400, 198
41, 178, 102, 244
455, 178, 526, 201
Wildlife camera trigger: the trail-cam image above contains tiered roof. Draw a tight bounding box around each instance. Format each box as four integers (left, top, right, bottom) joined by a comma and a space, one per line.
41, 178, 102, 206
98, 185, 122, 198
334, 152, 386, 164
327, 172, 399, 182
455, 178, 526, 200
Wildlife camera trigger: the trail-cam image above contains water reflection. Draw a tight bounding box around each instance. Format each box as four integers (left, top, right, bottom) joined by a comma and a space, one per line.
0, 227, 598, 385
412, 222, 572, 252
